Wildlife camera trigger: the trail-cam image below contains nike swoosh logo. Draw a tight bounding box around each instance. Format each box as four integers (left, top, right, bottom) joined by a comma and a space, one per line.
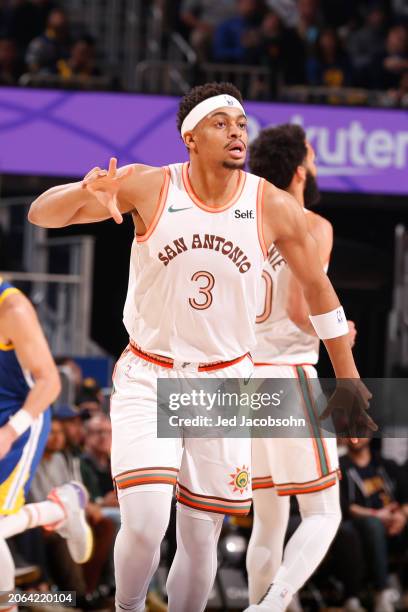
168, 205, 193, 213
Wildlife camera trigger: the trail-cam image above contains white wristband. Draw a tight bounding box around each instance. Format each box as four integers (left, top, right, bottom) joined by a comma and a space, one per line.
309, 306, 349, 339
8, 409, 34, 437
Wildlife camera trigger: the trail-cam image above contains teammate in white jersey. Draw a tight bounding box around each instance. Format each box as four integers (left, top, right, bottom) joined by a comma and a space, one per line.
29, 82, 373, 612
246, 124, 357, 611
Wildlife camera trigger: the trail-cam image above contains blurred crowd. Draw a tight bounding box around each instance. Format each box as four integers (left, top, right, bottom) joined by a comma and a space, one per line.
174, 0, 408, 102
7, 356, 408, 611
0, 0, 408, 103
0, 1, 106, 89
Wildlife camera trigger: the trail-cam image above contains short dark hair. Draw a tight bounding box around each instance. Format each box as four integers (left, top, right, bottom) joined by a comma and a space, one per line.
249, 124, 307, 189
177, 82, 243, 133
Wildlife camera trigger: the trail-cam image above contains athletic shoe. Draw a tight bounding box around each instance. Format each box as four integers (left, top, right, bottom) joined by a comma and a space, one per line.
47, 481, 93, 564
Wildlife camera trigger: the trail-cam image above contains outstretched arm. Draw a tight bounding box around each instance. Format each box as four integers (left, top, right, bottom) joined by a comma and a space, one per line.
28, 158, 164, 228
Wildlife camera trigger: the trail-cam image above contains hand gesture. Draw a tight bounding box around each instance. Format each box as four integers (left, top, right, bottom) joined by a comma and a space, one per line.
320, 378, 377, 442
82, 157, 134, 224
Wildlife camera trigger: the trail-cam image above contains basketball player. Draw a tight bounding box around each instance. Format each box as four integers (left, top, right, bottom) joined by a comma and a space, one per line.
245, 124, 356, 611
28, 82, 373, 612
0, 278, 93, 610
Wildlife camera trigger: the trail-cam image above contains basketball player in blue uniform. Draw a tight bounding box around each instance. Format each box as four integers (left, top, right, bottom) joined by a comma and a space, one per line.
0, 278, 92, 610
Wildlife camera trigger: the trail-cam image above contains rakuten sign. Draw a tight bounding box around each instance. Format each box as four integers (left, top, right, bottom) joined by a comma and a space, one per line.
246, 102, 408, 194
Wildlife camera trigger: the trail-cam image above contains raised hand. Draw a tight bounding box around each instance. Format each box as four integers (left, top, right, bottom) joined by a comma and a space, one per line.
320, 378, 377, 443
82, 157, 134, 224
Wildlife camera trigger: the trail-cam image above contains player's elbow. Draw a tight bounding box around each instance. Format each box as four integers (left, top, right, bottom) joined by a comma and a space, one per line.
27, 202, 46, 227
47, 369, 62, 403
286, 304, 310, 330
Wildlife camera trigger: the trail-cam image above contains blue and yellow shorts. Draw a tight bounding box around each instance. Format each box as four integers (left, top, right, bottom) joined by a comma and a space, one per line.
0, 409, 51, 515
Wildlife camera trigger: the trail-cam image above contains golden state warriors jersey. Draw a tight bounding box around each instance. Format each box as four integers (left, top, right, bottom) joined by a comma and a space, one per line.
0, 280, 31, 417
123, 163, 267, 362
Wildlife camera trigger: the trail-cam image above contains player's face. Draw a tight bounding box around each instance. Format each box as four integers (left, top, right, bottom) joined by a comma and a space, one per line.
195, 107, 248, 169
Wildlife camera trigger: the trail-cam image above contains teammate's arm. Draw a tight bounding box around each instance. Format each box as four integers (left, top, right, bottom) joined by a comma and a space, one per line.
0, 293, 61, 457
263, 183, 357, 379
286, 214, 333, 336
286, 213, 357, 347
28, 158, 164, 228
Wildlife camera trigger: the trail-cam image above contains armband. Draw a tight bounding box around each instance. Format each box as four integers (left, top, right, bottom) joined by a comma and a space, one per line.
8, 409, 34, 437
309, 306, 349, 339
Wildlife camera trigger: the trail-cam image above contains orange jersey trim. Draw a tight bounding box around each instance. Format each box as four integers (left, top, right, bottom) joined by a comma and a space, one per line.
136, 166, 170, 243
276, 472, 338, 496
181, 162, 246, 213
256, 178, 268, 259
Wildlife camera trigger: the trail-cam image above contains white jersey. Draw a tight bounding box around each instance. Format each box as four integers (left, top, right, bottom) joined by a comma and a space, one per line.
253, 243, 320, 365
124, 162, 266, 363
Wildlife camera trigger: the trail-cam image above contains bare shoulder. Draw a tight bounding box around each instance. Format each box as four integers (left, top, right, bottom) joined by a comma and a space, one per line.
118, 163, 167, 211
0, 292, 37, 341
306, 211, 333, 243
263, 180, 307, 244
0, 292, 36, 325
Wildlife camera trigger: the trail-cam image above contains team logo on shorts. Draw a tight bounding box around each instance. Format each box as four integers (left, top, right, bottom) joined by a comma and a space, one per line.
229, 465, 250, 494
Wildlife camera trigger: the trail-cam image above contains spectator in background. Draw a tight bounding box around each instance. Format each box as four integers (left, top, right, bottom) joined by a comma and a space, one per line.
25, 7, 71, 74
307, 27, 351, 87
340, 437, 408, 612
347, 4, 387, 86
76, 377, 104, 417
392, 0, 408, 23
213, 0, 266, 64
81, 414, 117, 512
321, 0, 358, 29
56, 35, 101, 81
259, 9, 305, 85
180, 0, 236, 61
385, 69, 408, 106
296, 0, 322, 49
374, 24, 408, 89
7, 0, 55, 51
266, 0, 298, 27
0, 37, 24, 85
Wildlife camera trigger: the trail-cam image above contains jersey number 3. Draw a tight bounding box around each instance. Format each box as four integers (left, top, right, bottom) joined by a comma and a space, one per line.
189, 271, 215, 310
256, 270, 273, 323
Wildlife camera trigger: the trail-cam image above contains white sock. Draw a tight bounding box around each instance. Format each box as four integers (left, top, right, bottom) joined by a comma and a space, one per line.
167, 504, 224, 612
246, 488, 290, 604
0, 501, 65, 539
114, 489, 173, 612
260, 482, 341, 609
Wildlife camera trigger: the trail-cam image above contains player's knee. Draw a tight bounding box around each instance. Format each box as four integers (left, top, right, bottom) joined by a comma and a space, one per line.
253, 489, 289, 526
120, 492, 170, 546
177, 505, 223, 550
298, 483, 342, 531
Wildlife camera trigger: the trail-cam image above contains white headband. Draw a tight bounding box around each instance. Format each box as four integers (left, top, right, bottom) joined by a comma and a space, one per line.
180, 95, 246, 138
